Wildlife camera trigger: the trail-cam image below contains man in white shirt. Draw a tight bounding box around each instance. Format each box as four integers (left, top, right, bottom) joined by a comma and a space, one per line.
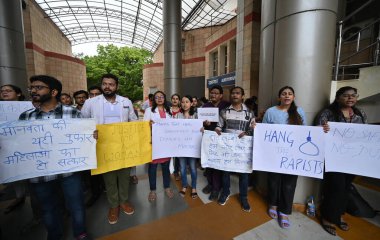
81, 74, 138, 224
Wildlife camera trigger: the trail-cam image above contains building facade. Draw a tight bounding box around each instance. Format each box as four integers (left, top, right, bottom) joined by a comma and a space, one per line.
23, 0, 87, 94
143, 0, 261, 101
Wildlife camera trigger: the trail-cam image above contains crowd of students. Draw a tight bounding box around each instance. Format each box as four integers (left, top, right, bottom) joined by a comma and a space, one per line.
0, 74, 366, 238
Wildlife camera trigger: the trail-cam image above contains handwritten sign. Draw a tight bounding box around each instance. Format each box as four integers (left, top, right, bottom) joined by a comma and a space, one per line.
0, 119, 97, 183
197, 108, 219, 122
152, 119, 203, 159
93, 121, 152, 175
0, 101, 34, 121
253, 123, 325, 179
201, 130, 253, 173
325, 122, 380, 179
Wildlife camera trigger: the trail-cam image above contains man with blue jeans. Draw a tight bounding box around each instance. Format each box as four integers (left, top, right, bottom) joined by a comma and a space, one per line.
19, 75, 91, 240
215, 86, 255, 212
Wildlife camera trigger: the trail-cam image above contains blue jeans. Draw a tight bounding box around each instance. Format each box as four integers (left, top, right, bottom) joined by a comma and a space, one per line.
173, 157, 180, 174
31, 173, 86, 240
178, 157, 197, 189
148, 161, 171, 190
221, 171, 249, 199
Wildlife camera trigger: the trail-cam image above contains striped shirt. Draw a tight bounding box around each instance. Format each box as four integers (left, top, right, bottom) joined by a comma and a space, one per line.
19, 103, 82, 183
217, 104, 255, 135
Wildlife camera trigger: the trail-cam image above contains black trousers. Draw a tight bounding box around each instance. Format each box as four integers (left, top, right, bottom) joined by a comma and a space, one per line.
321, 172, 355, 224
267, 172, 298, 214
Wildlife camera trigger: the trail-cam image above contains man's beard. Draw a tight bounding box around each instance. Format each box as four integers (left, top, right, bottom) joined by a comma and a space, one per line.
103, 90, 117, 98
32, 93, 52, 104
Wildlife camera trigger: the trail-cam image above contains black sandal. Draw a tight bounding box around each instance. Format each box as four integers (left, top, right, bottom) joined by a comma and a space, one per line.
321, 219, 336, 236
191, 191, 198, 199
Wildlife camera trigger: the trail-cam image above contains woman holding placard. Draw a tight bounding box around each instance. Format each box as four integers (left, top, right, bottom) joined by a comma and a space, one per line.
316, 86, 367, 236
0, 84, 27, 214
144, 91, 174, 202
175, 95, 199, 199
262, 86, 307, 229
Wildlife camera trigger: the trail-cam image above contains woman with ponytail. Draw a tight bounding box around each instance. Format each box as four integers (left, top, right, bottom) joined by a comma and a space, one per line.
262, 86, 306, 229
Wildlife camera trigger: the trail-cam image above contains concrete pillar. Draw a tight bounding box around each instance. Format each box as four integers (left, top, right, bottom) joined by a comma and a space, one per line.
163, 0, 182, 96
235, 0, 245, 87
258, 0, 339, 203
0, 0, 27, 90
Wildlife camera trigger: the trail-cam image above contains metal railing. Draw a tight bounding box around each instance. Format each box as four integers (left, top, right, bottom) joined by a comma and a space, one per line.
333, 0, 380, 81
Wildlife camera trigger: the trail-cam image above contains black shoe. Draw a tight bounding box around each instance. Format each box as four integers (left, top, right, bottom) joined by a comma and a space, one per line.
86, 194, 100, 208
208, 191, 219, 201
241, 198, 251, 212
218, 194, 230, 206
202, 185, 212, 194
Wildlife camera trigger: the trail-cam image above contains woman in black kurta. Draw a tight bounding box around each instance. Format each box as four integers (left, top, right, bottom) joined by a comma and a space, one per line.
316, 86, 367, 236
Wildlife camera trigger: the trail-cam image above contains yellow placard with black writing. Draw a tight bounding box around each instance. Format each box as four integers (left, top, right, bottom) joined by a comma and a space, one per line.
91, 121, 152, 175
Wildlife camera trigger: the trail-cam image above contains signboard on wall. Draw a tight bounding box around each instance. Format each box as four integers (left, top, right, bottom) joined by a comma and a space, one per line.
207, 72, 236, 88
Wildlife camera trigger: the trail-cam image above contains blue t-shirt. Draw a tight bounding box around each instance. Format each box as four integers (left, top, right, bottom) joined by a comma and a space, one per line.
262, 106, 307, 125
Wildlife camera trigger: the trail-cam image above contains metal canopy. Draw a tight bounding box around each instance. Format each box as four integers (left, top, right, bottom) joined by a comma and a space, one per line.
35, 0, 237, 52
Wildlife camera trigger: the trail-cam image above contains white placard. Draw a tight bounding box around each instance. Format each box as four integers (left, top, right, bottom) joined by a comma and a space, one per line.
152, 119, 203, 159
0, 101, 34, 121
0, 119, 97, 183
253, 123, 325, 179
201, 130, 253, 173
197, 108, 219, 122
325, 122, 380, 179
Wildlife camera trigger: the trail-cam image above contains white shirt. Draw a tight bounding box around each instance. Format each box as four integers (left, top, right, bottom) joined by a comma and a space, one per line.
103, 99, 122, 124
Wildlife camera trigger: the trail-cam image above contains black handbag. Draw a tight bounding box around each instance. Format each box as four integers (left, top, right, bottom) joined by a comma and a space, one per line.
346, 184, 377, 218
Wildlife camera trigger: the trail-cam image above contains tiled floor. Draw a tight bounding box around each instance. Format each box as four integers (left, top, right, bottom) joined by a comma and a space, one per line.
0, 166, 379, 240
234, 212, 343, 240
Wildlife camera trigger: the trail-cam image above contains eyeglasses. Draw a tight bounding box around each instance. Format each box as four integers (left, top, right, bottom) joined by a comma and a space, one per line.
155, 96, 165, 100
342, 94, 359, 98
28, 85, 49, 91
0, 89, 15, 93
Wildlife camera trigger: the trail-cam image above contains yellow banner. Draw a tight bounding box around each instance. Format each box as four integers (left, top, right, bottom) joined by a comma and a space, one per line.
91, 121, 152, 175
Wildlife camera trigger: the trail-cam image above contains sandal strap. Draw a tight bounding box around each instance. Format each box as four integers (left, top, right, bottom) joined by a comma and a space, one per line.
279, 212, 291, 228
268, 209, 278, 219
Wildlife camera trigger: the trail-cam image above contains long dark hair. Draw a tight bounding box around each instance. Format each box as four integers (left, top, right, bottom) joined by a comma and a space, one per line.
181, 95, 196, 116
328, 86, 363, 121
278, 86, 303, 125
0, 84, 25, 101
151, 90, 171, 115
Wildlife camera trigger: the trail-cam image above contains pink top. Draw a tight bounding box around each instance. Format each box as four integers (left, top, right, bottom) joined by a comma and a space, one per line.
152, 108, 171, 164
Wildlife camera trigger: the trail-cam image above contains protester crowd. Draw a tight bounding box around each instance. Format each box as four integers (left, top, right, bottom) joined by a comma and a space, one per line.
0, 73, 366, 239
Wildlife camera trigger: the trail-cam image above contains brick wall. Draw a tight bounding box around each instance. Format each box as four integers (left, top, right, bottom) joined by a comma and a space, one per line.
22, 0, 87, 95
143, 27, 215, 98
